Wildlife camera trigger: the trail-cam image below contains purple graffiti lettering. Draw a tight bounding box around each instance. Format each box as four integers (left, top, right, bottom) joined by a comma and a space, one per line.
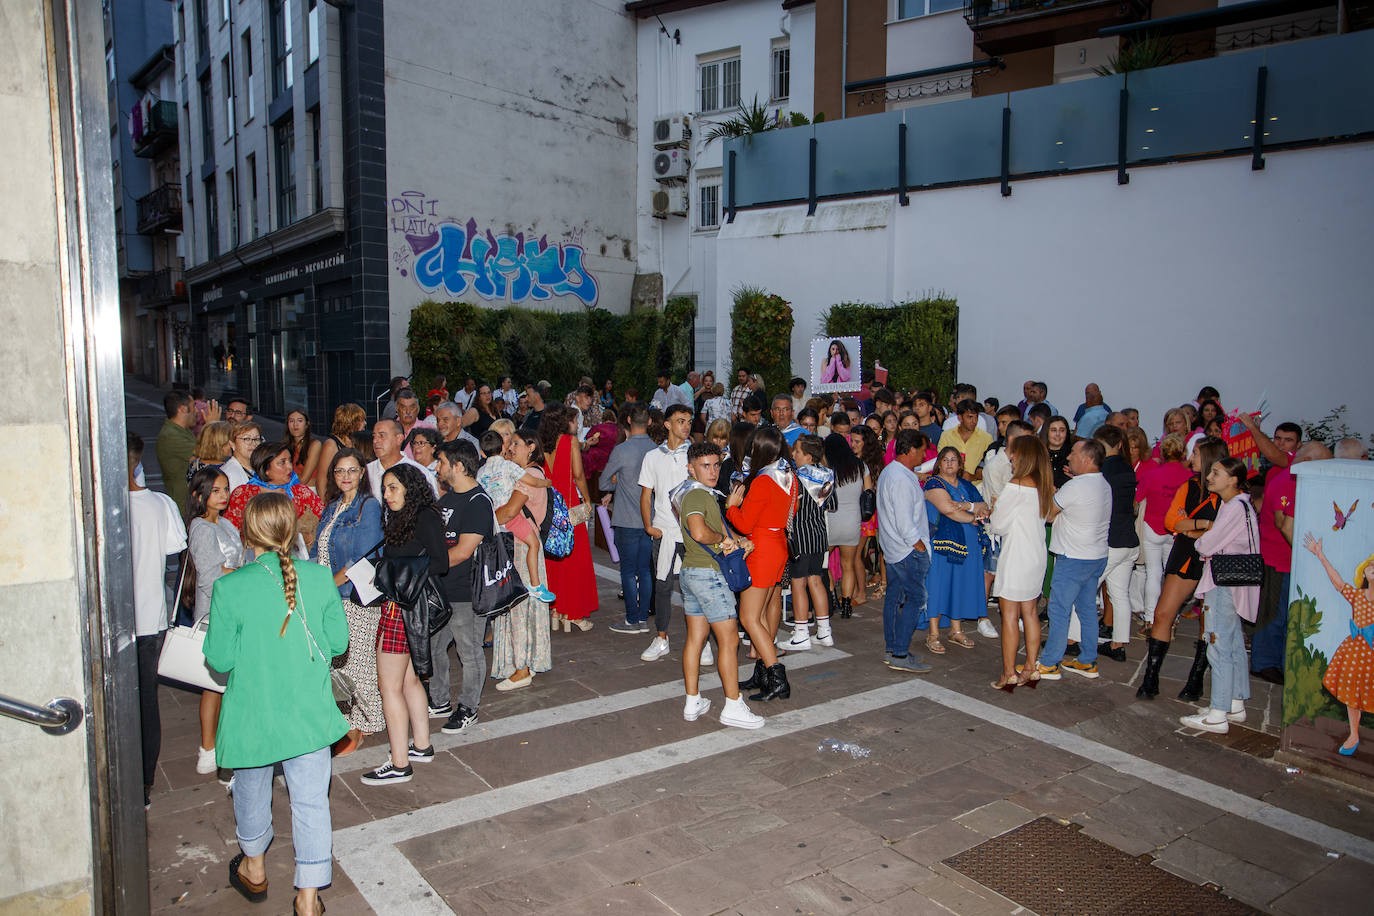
412, 219, 599, 305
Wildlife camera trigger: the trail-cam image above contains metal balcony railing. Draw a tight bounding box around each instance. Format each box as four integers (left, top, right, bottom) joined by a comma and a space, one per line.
135, 183, 182, 234
964, 0, 1149, 28
139, 268, 187, 305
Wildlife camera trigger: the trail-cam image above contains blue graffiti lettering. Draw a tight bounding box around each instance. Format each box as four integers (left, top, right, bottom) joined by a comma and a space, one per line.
412, 220, 599, 305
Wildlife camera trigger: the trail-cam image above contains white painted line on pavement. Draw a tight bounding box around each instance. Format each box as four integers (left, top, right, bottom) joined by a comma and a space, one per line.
908, 680, 1374, 865
332, 647, 852, 775
593, 560, 683, 607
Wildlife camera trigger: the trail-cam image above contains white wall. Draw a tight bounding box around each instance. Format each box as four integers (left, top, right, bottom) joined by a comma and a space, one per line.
716, 142, 1374, 437
385, 0, 638, 370
635, 0, 814, 372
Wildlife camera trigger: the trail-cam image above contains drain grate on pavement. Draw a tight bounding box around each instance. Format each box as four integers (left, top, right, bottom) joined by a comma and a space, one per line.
943, 816, 1260, 916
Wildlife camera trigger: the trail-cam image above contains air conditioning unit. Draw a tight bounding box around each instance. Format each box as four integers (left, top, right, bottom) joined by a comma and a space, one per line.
652, 112, 691, 149
651, 188, 689, 219
653, 148, 690, 183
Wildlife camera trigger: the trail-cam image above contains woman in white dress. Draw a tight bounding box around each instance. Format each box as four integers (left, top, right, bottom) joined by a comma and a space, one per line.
988, 436, 1053, 691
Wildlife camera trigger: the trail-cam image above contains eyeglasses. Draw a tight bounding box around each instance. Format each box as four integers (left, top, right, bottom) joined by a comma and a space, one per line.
237, 435, 264, 444
334, 466, 363, 476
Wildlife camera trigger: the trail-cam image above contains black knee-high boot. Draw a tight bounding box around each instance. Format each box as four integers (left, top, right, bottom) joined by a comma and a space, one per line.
1136, 636, 1169, 700
1177, 638, 1210, 702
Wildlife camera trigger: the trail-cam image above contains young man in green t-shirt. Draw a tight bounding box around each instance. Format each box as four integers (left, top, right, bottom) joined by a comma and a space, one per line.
677, 442, 765, 729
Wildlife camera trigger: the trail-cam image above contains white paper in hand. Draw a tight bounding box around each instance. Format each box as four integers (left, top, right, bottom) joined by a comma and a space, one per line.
347, 557, 382, 605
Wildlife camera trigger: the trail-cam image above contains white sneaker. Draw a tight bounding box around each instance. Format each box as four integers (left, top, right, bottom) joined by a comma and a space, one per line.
720, 696, 765, 729
683, 694, 712, 721
777, 631, 812, 651
196, 746, 216, 775
1179, 711, 1230, 734
700, 642, 715, 667
815, 630, 835, 648
1195, 704, 1247, 723
977, 618, 998, 639
640, 636, 670, 661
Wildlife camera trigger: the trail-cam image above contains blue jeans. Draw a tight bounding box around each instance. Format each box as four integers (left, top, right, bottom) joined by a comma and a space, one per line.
1042, 554, 1108, 667
1250, 569, 1290, 671
231, 746, 334, 889
615, 525, 653, 625
883, 549, 931, 657
1204, 585, 1250, 711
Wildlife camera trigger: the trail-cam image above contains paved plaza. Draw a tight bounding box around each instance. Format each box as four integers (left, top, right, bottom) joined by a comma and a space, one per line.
126, 383, 1374, 915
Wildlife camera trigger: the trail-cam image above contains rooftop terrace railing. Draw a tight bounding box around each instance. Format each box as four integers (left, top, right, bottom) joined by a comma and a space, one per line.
723, 30, 1374, 217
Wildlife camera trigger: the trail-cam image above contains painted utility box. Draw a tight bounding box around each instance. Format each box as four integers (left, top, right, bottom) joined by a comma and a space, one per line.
1281, 459, 1374, 777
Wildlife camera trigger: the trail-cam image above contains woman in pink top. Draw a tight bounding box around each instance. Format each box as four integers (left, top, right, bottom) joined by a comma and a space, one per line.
1134, 433, 1192, 624
1179, 456, 1260, 734
820, 339, 852, 384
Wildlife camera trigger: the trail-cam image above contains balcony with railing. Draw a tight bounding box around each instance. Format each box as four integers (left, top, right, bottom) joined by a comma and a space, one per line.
139, 268, 187, 307
964, 0, 1151, 54
135, 183, 182, 234
721, 30, 1374, 213
133, 100, 178, 158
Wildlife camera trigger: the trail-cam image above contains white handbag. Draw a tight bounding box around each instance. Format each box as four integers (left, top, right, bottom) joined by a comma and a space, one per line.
157, 617, 229, 693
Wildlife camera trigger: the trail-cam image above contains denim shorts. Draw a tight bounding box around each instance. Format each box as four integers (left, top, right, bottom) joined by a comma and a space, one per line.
680, 566, 737, 624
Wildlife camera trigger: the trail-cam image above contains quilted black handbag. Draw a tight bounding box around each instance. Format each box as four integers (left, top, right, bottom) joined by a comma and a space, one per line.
1209, 500, 1263, 587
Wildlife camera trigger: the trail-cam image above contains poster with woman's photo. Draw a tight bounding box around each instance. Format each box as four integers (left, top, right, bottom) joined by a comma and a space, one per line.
811, 336, 861, 394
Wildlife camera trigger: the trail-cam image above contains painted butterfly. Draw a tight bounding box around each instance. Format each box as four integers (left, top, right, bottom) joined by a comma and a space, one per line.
1332, 499, 1358, 531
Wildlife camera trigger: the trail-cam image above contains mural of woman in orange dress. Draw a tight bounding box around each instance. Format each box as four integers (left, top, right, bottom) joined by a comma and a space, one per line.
1304, 534, 1374, 756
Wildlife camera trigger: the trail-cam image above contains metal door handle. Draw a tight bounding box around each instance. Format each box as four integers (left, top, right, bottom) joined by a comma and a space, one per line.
0, 693, 84, 735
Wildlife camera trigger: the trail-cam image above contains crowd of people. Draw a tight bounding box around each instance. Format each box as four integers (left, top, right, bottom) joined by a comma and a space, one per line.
132, 369, 1370, 910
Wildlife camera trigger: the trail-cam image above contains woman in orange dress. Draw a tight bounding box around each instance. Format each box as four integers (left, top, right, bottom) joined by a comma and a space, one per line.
726, 426, 797, 702
1305, 535, 1374, 756
538, 404, 599, 631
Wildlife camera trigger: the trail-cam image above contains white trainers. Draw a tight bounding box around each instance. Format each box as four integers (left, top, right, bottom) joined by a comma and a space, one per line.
977, 618, 998, 639
1195, 702, 1247, 723
683, 694, 712, 721
1179, 711, 1230, 733
700, 642, 715, 667
777, 630, 812, 651
814, 630, 835, 648
640, 636, 670, 661
196, 746, 216, 775
719, 696, 765, 729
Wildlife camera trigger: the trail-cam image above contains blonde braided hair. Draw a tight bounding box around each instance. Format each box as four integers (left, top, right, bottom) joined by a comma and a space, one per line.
241, 491, 299, 636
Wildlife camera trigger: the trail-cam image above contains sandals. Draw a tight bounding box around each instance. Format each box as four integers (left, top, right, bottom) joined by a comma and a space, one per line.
568, 617, 593, 632
228, 852, 268, 903
294, 897, 325, 915
1015, 665, 1041, 689
948, 632, 975, 649
925, 637, 946, 655
991, 675, 1017, 693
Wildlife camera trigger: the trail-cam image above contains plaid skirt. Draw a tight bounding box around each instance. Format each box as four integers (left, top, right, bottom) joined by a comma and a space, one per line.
377, 600, 410, 655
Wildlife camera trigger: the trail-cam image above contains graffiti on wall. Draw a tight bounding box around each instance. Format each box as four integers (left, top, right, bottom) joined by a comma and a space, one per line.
389, 190, 599, 306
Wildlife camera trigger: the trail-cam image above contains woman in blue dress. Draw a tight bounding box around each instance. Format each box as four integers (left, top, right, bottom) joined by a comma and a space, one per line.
921, 446, 990, 653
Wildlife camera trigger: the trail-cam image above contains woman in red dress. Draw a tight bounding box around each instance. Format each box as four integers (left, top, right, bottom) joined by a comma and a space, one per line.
726, 426, 797, 702
1305, 535, 1374, 756
538, 404, 599, 631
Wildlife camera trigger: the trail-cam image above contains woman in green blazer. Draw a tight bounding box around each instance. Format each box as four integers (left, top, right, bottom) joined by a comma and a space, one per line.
205, 491, 348, 916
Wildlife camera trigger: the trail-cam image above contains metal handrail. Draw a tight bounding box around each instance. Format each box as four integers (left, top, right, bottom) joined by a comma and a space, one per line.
0, 693, 84, 736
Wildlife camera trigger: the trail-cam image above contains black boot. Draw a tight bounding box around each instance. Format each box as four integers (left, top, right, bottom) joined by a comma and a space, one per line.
1177, 638, 1209, 702
738, 659, 766, 692
840, 597, 852, 619
749, 663, 791, 702
1136, 637, 1169, 699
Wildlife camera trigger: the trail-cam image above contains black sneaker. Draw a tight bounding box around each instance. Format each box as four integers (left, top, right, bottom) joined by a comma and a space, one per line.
216, 767, 233, 786
609, 620, 645, 635
1064, 642, 1081, 658
427, 701, 452, 719
441, 705, 478, 734
360, 762, 414, 785
1100, 644, 1127, 663
408, 742, 436, 763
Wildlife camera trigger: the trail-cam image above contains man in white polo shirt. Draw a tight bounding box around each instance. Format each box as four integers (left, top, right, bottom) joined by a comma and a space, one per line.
1034, 438, 1111, 680
637, 404, 693, 662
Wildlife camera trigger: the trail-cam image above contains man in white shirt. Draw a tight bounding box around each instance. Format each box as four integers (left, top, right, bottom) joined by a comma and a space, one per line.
367, 419, 439, 499
649, 372, 690, 412
496, 376, 520, 416
223, 420, 263, 492
128, 433, 188, 807
637, 404, 693, 662
452, 377, 478, 413
876, 430, 933, 673
1036, 439, 1112, 680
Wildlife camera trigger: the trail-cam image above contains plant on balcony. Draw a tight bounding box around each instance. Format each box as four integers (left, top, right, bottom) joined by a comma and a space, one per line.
730, 285, 794, 395
704, 95, 781, 146
1093, 34, 1182, 75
